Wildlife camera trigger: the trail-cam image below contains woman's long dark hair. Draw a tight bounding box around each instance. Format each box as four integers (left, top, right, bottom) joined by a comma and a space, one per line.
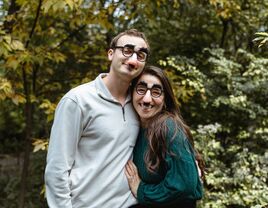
131, 65, 205, 179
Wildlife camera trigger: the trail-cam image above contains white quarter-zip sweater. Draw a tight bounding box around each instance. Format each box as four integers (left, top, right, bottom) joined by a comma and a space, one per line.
45, 74, 139, 208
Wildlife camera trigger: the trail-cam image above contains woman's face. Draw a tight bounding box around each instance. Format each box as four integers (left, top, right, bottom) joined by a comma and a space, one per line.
132, 74, 165, 126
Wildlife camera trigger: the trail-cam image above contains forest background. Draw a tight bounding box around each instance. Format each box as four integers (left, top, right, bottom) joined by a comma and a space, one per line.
0, 0, 267, 208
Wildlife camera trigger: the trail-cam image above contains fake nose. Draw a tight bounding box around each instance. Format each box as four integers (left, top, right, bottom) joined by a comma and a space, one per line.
125, 53, 138, 68
142, 90, 152, 102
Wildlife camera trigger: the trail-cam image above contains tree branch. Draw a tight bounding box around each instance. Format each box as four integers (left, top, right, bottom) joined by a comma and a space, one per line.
51, 24, 87, 50
25, 0, 43, 48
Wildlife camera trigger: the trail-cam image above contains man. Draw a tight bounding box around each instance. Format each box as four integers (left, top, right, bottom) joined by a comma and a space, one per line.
45, 29, 150, 208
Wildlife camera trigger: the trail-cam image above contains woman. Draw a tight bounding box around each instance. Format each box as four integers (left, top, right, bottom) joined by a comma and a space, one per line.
125, 66, 204, 208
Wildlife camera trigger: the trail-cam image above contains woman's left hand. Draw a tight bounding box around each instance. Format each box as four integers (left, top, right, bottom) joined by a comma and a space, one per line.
124, 160, 141, 198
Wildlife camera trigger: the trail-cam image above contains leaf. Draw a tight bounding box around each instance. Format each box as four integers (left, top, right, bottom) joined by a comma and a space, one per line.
0, 45, 8, 57
0, 78, 13, 98
259, 38, 268, 45
40, 185, 46, 196
11, 93, 26, 105
2, 41, 12, 52
255, 32, 268, 37
51, 51, 66, 63
53, 0, 67, 12
65, 0, 74, 10
3, 35, 12, 44
42, 0, 55, 13
32, 139, 49, 152
39, 99, 57, 121
10, 40, 25, 51
252, 37, 264, 42
6, 56, 20, 69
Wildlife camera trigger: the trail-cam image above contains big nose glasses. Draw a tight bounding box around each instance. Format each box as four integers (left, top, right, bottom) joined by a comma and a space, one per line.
142, 90, 153, 102
114, 44, 148, 62
125, 53, 138, 68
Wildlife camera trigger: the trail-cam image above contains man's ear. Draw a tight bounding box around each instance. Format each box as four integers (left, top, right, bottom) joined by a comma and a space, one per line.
108, 49, 114, 61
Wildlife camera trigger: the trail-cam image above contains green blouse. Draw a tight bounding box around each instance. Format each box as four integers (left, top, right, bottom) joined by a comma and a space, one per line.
133, 119, 203, 207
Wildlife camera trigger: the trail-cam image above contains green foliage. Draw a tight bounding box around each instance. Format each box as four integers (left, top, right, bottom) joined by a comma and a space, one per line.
156, 47, 268, 207
159, 56, 205, 104
253, 32, 268, 48
175, 48, 267, 207
193, 124, 268, 207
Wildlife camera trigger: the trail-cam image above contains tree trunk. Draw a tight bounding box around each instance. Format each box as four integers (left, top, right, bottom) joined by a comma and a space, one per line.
220, 18, 229, 48
18, 100, 33, 208
18, 0, 42, 205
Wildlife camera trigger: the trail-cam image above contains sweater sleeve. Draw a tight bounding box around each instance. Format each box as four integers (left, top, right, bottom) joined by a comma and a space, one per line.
137, 120, 202, 205
44, 97, 83, 208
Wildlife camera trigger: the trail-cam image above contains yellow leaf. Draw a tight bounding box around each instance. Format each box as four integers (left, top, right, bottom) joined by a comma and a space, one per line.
53, 0, 67, 11
255, 32, 268, 37
42, 0, 56, 13
33, 143, 45, 152
259, 38, 268, 45
32, 139, 49, 152
6, 56, 20, 69
2, 41, 12, 52
4, 35, 12, 44
65, 0, 74, 10
10, 40, 25, 51
30, 94, 38, 103
11, 94, 26, 105
40, 185, 46, 196
40, 99, 57, 116
0, 45, 8, 57
0, 79, 13, 94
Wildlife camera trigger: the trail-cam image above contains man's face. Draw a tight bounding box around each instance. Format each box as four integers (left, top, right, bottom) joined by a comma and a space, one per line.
108, 35, 149, 82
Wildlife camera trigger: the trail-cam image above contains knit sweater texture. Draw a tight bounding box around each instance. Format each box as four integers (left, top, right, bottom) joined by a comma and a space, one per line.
133, 118, 203, 207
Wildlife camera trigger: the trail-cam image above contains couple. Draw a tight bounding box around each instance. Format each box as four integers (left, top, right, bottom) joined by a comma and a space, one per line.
45, 29, 203, 208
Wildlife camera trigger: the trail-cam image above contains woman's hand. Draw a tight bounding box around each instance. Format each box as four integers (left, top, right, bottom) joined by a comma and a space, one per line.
124, 160, 141, 198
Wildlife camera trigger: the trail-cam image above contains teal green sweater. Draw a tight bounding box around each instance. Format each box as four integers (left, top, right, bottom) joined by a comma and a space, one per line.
133, 119, 203, 207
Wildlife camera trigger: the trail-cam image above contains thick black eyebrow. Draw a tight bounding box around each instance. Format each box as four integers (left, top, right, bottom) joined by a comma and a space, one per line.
124, 44, 135, 49
151, 84, 162, 89
137, 81, 147, 86
124, 44, 148, 54
137, 81, 162, 89
139, 47, 148, 54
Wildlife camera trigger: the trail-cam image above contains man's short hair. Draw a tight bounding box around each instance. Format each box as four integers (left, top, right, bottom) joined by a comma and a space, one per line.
109, 29, 150, 53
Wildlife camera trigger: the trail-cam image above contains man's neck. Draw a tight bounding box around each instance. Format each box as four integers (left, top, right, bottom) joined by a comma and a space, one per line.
102, 73, 131, 106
